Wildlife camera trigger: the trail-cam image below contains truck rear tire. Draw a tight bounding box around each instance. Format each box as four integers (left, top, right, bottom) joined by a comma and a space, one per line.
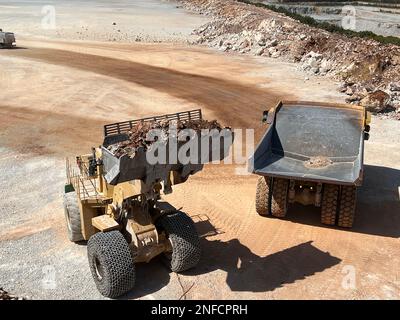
337, 186, 357, 228
63, 191, 84, 242
321, 184, 339, 226
157, 211, 201, 273
87, 231, 136, 298
271, 178, 289, 218
255, 176, 272, 216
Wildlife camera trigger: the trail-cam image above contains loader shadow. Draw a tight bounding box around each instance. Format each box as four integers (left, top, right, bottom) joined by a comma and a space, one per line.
118, 257, 171, 300
121, 219, 341, 297
283, 165, 400, 238
187, 238, 341, 293
118, 216, 220, 299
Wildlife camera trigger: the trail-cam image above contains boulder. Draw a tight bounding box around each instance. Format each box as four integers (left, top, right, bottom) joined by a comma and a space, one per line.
257, 19, 270, 31
345, 87, 354, 96
320, 59, 332, 73
255, 47, 264, 56
271, 51, 281, 58
338, 83, 348, 93
239, 38, 251, 49
389, 82, 400, 92
360, 90, 390, 112
254, 32, 265, 43
265, 39, 278, 48
306, 51, 323, 61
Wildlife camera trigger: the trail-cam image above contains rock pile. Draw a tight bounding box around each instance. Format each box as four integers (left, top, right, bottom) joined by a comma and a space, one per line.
0, 288, 24, 300
177, 0, 400, 119
107, 118, 225, 158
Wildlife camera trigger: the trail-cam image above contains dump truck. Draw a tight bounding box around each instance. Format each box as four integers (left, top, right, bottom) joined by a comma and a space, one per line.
250, 101, 371, 228
63, 109, 233, 298
0, 29, 15, 48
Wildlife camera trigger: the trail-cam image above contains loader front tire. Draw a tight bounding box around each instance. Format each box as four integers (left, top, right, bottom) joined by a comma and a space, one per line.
158, 211, 201, 273
321, 184, 339, 226
255, 176, 272, 216
337, 186, 357, 228
87, 231, 136, 298
63, 191, 84, 242
271, 178, 289, 218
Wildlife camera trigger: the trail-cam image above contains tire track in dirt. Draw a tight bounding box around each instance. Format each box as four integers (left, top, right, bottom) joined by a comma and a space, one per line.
0, 105, 106, 156
2, 47, 285, 129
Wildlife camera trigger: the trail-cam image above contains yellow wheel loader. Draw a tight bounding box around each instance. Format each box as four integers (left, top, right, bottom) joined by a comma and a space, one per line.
63, 109, 233, 298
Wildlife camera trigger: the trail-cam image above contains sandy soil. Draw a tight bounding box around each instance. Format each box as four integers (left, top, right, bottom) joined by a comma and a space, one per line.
0, 0, 207, 43
0, 1, 399, 300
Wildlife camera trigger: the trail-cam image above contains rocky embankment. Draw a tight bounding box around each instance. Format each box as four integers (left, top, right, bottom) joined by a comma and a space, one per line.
0, 288, 25, 300
176, 0, 400, 119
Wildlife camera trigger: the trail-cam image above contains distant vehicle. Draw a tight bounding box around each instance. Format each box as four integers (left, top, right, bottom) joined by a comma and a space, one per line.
0, 29, 16, 48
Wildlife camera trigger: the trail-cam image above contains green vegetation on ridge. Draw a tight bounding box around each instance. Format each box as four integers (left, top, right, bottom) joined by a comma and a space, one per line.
237, 0, 400, 46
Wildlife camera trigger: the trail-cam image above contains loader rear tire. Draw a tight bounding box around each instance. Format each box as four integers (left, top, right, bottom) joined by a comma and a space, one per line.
157, 211, 201, 273
87, 231, 136, 298
271, 178, 289, 218
63, 191, 84, 242
255, 176, 272, 216
337, 186, 357, 228
321, 184, 339, 226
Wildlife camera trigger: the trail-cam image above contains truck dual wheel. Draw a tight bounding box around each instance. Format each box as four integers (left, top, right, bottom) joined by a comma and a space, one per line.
321, 184, 339, 226
255, 177, 289, 217
255, 176, 272, 216
337, 186, 357, 228
270, 178, 289, 218
320, 184, 357, 228
157, 211, 201, 273
63, 191, 84, 242
87, 230, 136, 298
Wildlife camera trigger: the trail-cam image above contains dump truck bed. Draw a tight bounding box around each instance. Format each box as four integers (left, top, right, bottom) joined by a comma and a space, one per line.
251, 101, 367, 186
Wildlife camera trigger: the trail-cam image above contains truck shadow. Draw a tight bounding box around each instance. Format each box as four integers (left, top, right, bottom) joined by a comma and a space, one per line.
186, 219, 341, 292
0, 46, 28, 50
121, 238, 340, 298
285, 165, 400, 238
187, 238, 341, 293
